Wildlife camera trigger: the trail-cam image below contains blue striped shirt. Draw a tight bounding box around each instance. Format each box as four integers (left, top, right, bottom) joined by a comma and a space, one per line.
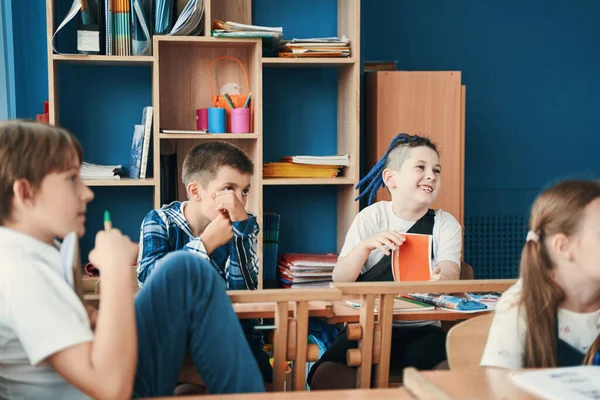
136, 201, 259, 290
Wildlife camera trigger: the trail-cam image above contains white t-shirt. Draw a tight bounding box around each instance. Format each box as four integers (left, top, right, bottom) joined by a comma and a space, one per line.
0, 227, 93, 399
339, 201, 462, 272
339, 202, 462, 327
480, 281, 600, 369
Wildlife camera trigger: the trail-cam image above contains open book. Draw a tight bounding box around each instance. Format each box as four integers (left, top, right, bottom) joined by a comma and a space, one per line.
391, 233, 432, 281
511, 366, 600, 400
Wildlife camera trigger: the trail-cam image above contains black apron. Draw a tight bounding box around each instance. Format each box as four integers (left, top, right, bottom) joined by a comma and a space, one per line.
355, 209, 435, 282
555, 313, 585, 367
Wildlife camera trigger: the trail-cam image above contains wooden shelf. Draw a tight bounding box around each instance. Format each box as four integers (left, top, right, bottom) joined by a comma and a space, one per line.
84, 178, 156, 187
159, 133, 259, 140
262, 57, 356, 67
52, 54, 154, 65
155, 35, 260, 48
262, 178, 355, 186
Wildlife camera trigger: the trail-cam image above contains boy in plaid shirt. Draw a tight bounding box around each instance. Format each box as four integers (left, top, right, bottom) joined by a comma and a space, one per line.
137, 141, 272, 382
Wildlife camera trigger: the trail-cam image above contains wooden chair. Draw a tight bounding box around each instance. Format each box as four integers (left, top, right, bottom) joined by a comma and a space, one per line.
445, 313, 493, 369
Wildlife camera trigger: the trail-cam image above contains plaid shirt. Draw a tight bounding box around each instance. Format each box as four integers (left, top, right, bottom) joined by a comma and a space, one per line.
137, 201, 259, 290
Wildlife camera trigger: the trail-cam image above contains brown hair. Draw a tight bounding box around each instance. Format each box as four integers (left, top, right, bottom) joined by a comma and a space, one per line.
181, 141, 254, 187
0, 120, 83, 225
521, 179, 600, 367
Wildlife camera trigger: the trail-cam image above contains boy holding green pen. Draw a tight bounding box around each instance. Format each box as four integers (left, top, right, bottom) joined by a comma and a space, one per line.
0, 120, 264, 398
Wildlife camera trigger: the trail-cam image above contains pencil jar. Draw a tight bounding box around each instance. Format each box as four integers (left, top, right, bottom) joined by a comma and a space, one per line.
230, 108, 251, 133
208, 108, 226, 133
207, 56, 250, 131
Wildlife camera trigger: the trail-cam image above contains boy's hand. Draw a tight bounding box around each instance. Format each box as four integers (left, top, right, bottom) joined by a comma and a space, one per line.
214, 190, 248, 222
361, 231, 405, 256
200, 211, 233, 254
88, 229, 137, 273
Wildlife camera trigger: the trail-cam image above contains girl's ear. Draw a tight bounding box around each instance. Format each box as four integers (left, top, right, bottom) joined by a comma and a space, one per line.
551, 233, 575, 263
382, 169, 396, 188
186, 181, 201, 202
12, 179, 35, 209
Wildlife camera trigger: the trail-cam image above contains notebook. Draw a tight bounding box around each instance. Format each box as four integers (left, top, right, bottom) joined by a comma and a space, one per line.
345, 297, 434, 312
511, 366, 600, 400
391, 233, 432, 282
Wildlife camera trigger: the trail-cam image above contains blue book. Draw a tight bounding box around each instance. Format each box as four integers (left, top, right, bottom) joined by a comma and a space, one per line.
128, 124, 144, 178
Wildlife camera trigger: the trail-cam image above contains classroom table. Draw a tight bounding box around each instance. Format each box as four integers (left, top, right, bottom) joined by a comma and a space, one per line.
403, 368, 539, 399
149, 387, 415, 400
232, 300, 333, 319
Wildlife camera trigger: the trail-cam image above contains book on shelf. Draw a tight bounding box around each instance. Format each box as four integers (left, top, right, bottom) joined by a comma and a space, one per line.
169, 0, 204, 36
344, 297, 435, 312
80, 162, 122, 180
139, 106, 153, 178
211, 19, 283, 39
278, 36, 350, 58
263, 162, 342, 178
281, 154, 350, 167
278, 253, 337, 289
128, 106, 153, 179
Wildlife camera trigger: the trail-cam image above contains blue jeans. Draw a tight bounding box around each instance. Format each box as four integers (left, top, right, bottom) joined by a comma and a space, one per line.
132, 252, 265, 397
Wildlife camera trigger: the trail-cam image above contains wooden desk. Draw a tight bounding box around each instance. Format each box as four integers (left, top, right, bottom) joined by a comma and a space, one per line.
326, 301, 491, 324
233, 301, 333, 319
151, 388, 414, 400
403, 368, 538, 399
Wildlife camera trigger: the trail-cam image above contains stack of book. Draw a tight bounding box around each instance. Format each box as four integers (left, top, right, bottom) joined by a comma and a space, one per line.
278, 253, 337, 288
80, 163, 122, 180
263, 154, 349, 178
278, 36, 350, 58
211, 19, 283, 39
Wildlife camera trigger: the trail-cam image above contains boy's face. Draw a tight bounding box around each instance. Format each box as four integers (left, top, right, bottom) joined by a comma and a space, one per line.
194, 166, 251, 221
24, 162, 94, 243
386, 146, 441, 207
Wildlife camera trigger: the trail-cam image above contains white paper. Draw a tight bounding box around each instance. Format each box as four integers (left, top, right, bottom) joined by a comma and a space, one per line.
511, 366, 600, 400
77, 30, 100, 52
52, 0, 82, 54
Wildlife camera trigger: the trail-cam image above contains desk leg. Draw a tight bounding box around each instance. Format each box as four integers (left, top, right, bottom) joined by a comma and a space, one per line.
293, 301, 309, 391
374, 294, 394, 388
274, 302, 289, 391
356, 294, 375, 389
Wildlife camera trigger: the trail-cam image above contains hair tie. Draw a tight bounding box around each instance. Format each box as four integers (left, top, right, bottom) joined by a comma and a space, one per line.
526, 231, 539, 243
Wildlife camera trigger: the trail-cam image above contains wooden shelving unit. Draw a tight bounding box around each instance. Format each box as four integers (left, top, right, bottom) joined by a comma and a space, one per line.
46, 0, 361, 288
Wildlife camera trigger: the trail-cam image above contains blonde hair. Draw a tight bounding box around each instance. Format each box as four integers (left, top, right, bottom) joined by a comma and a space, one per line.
0, 120, 83, 225
520, 180, 600, 367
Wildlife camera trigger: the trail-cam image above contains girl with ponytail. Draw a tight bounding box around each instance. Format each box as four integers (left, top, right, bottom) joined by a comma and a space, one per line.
482, 180, 600, 369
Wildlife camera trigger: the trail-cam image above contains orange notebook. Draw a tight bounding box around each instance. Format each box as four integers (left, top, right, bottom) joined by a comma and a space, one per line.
391, 233, 432, 282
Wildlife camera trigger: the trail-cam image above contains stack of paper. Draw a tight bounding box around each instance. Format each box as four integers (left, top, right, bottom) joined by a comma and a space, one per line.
278, 253, 337, 289
278, 36, 350, 58
80, 162, 122, 180
169, 0, 204, 36
281, 154, 350, 167
211, 19, 282, 39
263, 162, 342, 178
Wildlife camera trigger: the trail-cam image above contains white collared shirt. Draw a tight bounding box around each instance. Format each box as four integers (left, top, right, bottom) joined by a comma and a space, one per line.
0, 227, 92, 399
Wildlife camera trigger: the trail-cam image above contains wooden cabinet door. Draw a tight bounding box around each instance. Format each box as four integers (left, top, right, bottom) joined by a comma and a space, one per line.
365, 71, 465, 224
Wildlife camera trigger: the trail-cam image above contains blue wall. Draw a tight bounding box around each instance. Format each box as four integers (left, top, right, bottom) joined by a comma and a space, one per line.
362, 0, 600, 217
9, 0, 600, 268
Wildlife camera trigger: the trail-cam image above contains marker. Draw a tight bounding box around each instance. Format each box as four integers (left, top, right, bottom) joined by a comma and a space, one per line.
104, 210, 112, 231
223, 93, 235, 109
243, 92, 252, 109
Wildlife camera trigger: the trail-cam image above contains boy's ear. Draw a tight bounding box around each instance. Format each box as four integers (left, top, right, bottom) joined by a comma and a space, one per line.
186, 181, 202, 201
382, 169, 396, 189
12, 179, 35, 209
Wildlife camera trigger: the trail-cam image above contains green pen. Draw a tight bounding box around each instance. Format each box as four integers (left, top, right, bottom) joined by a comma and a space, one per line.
104, 210, 112, 231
